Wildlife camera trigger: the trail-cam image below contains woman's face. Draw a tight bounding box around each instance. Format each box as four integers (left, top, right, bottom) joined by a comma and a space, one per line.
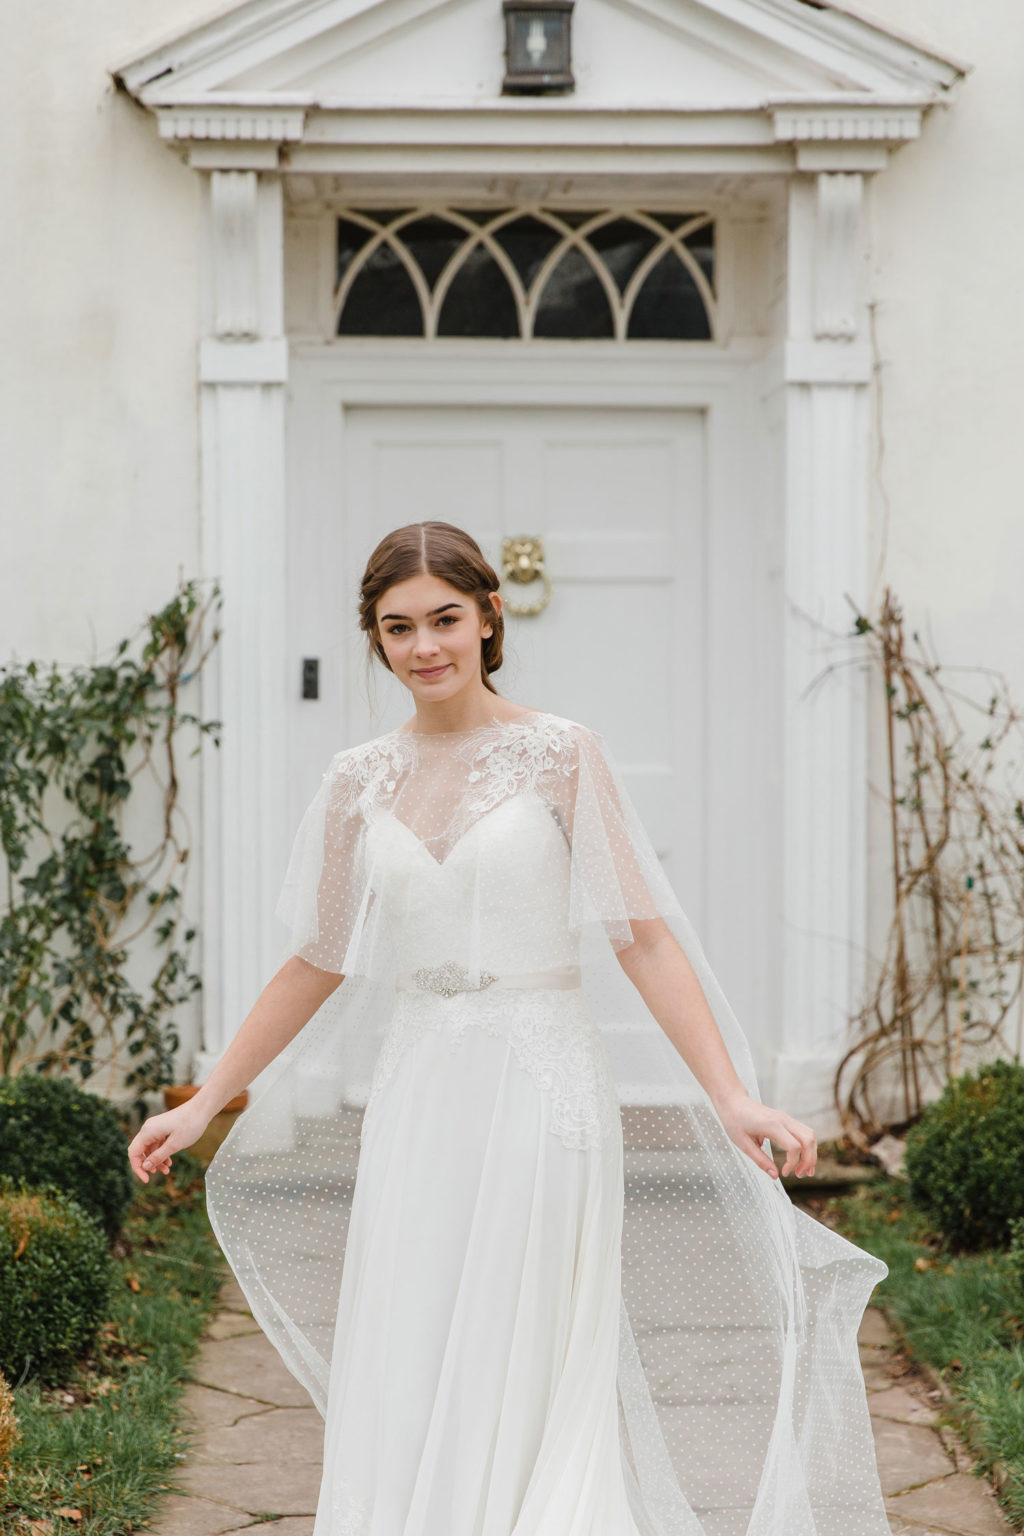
374, 572, 499, 705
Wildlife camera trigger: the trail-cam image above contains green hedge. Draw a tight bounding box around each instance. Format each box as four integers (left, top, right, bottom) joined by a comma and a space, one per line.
905, 1058, 1024, 1249
0, 1181, 113, 1385
0, 1074, 134, 1238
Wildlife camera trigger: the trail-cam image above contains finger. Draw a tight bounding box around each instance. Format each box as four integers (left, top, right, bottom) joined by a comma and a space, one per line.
770, 1126, 803, 1177
765, 1111, 818, 1176
742, 1135, 779, 1179
782, 1122, 817, 1178
129, 1127, 164, 1180
139, 1131, 179, 1177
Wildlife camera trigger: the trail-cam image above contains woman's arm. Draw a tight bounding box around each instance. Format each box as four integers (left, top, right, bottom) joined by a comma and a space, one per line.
127, 955, 343, 1182
615, 917, 817, 1181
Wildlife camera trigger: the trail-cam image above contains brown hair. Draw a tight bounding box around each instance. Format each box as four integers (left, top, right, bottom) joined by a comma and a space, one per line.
359, 522, 505, 694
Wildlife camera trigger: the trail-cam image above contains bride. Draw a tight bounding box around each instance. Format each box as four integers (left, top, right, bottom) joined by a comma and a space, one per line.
128, 520, 890, 1535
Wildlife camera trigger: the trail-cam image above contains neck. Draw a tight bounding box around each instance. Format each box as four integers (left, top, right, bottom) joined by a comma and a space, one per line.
406, 681, 502, 735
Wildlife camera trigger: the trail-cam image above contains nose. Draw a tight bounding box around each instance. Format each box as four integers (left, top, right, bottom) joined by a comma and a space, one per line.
412, 627, 441, 657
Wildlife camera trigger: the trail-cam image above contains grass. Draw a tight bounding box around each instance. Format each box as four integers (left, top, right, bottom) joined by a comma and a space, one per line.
826, 1178, 1024, 1530
1, 1152, 226, 1536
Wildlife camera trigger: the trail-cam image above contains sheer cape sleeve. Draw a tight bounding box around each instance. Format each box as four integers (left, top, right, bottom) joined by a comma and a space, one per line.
205, 713, 891, 1535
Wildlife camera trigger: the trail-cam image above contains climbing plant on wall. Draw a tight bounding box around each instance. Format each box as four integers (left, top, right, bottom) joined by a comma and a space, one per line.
834, 587, 1024, 1140
0, 579, 221, 1098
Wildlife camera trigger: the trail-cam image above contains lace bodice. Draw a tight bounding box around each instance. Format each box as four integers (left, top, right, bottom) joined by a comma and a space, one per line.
365, 789, 580, 977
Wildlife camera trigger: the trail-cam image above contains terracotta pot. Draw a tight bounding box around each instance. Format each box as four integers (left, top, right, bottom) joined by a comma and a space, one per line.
163, 1082, 249, 1163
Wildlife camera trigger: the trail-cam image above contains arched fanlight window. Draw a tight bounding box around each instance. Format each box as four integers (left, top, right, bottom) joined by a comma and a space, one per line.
334, 207, 716, 341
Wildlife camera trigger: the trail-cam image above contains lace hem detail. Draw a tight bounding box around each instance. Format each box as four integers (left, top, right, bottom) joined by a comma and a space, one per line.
330, 1476, 369, 1534
366, 987, 620, 1152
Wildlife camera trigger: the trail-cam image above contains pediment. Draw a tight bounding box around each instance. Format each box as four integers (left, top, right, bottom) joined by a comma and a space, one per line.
115, 0, 964, 114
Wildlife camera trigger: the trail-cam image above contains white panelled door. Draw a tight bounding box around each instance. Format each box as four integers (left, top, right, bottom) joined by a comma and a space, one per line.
342, 404, 706, 915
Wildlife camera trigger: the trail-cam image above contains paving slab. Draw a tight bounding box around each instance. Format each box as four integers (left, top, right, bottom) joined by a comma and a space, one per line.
180, 1382, 274, 1430
191, 1331, 313, 1407
885, 1474, 1012, 1536
228, 1522, 316, 1536
193, 1405, 324, 1464
860, 1307, 896, 1348
146, 1492, 251, 1536
889, 1526, 962, 1535
218, 1276, 253, 1314
869, 1383, 940, 1427
179, 1459, 322, 1516
873, 1418, 955, 1496
205, 1312, 263, 1340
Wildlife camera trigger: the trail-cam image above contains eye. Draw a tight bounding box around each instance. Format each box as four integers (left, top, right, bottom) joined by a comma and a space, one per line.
384, 623, 409, 635
436, 614, 459, 626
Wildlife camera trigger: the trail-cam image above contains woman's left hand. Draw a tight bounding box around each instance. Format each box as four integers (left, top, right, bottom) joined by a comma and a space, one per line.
713, 1092, 817, 1180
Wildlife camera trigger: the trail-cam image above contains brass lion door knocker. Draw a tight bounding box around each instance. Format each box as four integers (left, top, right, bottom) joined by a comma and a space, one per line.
500, 536, 553, 617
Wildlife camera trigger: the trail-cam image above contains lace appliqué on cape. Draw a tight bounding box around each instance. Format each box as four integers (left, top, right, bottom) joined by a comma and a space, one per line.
326, 712, 577, 847
366, 987, 621, 1152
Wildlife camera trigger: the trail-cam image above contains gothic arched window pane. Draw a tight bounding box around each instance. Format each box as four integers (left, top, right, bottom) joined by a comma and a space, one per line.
336, 218, 378, 284
399, 216, 467, 290
492, 215, 563, 292
533, 248, 613, 339
627, 250, 711, 341
338, 244, 423, 336
437, 247, 519, 337
587, 218, 660, 296
684, 221, 715, 293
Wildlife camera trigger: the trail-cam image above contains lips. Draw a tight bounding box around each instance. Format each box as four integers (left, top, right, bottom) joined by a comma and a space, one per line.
414, 664, 450, 680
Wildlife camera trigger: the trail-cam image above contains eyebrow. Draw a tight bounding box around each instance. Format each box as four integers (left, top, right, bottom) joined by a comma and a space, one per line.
379, 602, 465, 621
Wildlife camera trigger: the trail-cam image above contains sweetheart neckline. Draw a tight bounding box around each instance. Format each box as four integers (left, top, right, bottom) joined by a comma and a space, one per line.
375, 793, 552, 870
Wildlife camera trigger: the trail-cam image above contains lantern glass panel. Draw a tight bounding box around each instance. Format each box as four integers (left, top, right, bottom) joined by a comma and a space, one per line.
506, 11, 570, 77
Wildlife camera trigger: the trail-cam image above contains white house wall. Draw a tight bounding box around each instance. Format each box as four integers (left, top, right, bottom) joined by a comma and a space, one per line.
0, 0, 210, 663
857, 1, 1024, 1020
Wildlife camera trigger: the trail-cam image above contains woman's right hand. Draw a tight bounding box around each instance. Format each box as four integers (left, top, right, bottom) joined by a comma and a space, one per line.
127, 1100, 212, 1183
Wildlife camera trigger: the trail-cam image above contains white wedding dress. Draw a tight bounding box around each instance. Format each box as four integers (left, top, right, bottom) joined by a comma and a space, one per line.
206, 711, 890, 1536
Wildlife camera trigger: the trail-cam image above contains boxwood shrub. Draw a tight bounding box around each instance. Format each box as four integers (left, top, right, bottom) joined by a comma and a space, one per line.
0, 1074, 134, 1238
905, 1059, 1024, 1249
0, 1181, 113, 1384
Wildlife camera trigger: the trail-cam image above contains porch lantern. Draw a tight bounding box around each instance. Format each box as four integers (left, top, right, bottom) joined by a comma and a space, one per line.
502, 0, 575, 95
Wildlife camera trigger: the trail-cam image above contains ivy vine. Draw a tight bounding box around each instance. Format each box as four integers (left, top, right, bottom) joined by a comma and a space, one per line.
0, 579, 222, 1098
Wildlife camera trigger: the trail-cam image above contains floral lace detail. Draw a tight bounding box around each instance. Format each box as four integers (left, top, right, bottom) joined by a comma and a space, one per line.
325, 712, 579, 846
330, 1475, 369, 1534
326, 734, 414, 816
366, 985, 620, 1152
450, 713, 577, 847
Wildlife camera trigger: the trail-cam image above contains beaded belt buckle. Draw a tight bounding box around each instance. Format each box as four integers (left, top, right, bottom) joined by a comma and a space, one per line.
411, 960, 498, 999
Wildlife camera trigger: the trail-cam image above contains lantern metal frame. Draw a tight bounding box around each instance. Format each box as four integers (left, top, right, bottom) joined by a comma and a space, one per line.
501, 0, 575, 96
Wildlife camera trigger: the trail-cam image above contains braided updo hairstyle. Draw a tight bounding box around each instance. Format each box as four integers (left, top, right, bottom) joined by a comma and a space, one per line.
358, 522, 505, 695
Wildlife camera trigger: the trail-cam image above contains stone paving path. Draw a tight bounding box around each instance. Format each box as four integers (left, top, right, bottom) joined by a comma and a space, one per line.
148, 1278, 1016, 1536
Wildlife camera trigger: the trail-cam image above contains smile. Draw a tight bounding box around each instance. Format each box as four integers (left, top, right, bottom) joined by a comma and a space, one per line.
413, 664, 450, 680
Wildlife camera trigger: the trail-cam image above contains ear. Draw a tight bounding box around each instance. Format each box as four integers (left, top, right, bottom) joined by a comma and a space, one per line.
482, 590, 502, 638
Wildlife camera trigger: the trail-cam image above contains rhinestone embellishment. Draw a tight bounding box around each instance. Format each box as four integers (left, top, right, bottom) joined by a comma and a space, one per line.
411, 960, 498, 998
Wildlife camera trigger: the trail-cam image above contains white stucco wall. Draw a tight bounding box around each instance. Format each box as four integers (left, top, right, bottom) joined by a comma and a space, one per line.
865, 0, 1024, 667
0, 0, 210, 664
856, 1, 1024, 1078
0, 0, 213, 1084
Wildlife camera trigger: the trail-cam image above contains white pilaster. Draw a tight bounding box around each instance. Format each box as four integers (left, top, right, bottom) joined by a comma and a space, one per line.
195, 168, 289, 1081
772, 167, 873, 1130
